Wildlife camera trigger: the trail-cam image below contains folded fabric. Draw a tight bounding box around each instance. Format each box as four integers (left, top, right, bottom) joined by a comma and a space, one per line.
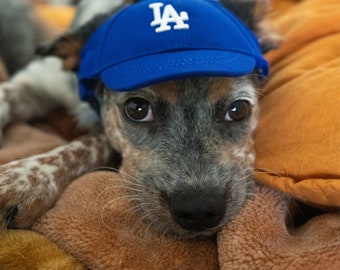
254, 0, 340, 207
0, 229, 82, 270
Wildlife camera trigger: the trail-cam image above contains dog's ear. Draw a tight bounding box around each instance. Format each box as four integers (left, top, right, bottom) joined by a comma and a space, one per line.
220, 0, 280, 53
36, 12, 110, 71
37, 32, 84, 71
37, 1, 138, 71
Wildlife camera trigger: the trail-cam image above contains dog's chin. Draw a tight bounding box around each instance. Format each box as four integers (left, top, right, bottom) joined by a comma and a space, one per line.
137, 200, 231, 240
149, 218, 225, 240
164, 225, 223, 240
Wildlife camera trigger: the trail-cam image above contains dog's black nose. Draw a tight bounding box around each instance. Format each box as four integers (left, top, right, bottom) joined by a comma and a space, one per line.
168, 188, 226, 231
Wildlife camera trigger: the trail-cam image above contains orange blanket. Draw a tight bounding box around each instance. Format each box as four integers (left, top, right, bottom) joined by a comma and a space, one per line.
255, 0, 340, 208
0, 0, 339, 269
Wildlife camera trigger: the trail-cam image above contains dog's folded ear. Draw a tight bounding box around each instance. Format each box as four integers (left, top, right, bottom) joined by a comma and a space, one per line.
36, 33, 84, 71
36, 11, 114, 71
220, 0, 281, 53
36, 0, 134, 71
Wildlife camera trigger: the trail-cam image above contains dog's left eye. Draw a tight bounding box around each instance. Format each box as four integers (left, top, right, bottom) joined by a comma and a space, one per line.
225, 100, 251, 122
124, 97, 154, 122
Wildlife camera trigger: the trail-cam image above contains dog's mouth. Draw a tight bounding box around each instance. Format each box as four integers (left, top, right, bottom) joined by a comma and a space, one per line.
127, 164, 253, 239
171, 225, 224, 240
172, 219, 227, 239
130, 184, 237, 239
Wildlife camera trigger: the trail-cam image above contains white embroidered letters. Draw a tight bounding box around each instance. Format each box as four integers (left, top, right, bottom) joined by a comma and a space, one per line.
149, 2, 189, 33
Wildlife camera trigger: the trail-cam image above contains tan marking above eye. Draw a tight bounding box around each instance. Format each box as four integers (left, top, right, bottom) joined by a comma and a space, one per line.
207, 78, 233, 104
148, 81, 178, 104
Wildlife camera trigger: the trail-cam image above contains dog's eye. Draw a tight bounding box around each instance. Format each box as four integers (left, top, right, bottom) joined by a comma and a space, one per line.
225, 100, 251, 122
124, 97, 154, 122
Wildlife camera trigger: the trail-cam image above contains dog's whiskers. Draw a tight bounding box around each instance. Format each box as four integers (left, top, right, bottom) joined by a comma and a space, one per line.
99, 193, 140, 232
130, 210, 157, 237
254, 166, 284, 177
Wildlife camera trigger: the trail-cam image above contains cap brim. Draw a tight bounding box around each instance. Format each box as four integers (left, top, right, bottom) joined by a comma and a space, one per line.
101, 50, 256, 91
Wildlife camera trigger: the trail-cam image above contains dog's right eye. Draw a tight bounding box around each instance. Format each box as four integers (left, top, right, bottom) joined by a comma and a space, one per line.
225, 100, 251, 122
124, 97, 154, 122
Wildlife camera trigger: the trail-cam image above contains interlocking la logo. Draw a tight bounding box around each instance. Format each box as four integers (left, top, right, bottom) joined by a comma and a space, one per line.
149, 2, 189, 33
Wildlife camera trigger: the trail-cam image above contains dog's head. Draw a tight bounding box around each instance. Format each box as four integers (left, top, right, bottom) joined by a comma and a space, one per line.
41, 0, 279, 238
100, 76, 257, 237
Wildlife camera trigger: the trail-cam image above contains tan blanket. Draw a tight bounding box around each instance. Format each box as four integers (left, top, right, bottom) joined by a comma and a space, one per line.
0, 0, 339, 269
32, 172, 340, 269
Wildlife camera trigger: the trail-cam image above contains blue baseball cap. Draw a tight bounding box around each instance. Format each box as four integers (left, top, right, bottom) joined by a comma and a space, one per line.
78, 0, 269, 99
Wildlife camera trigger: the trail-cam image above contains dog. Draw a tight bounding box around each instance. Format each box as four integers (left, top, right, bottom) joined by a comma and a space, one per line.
0, 0, 279, 238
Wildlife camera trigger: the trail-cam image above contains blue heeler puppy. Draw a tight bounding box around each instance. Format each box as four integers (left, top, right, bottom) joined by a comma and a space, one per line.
0, 0, 280, 238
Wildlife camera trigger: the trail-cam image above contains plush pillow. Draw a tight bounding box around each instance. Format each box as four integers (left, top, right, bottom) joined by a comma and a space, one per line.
255, 0, 340, 207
